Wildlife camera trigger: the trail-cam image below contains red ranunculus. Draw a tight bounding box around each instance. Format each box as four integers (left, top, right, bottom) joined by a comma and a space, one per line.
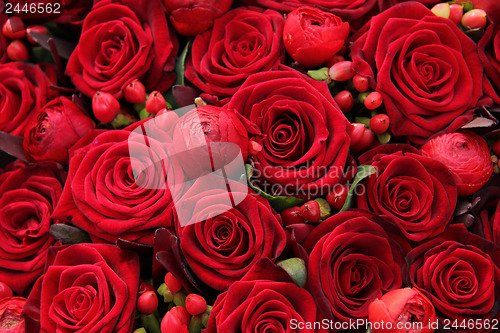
0, 62, 57, 136
283, 6, 349, 67
226, 66, 351, 199
350, 2, 484, 144
0, 296, 26, 332
24, 243, 140, 332
0, 161, 66, 295
66, 0, 178, 99
162, 0, 233, 36
185, 7, 284, 103
23, 97, 95, 164
304, 210, 405, 324
420, 130, 493, 197
405, 225, 500, 332
357, 144, 457, 242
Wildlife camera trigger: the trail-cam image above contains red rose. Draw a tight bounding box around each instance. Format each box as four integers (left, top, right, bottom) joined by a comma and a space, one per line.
0, 296, 25, 332
357, 144, 457, 242
405, 225, 500, 332
0, 13, 7, 64
420, 130, 493, 197
368, 288, 436, 333
351, 2, 484, 144
66, 0, 178, 99
52, 128, 185, 245
162, 0, 233, 36
185, 7, 284, 102
24, 243, 140, 333
3, 1, 93, 23
226, 66, 351, 199
174, 180, 286, 291
0, 62, 57, 136
303, 210, 405, 323
23, 97, 95, 164
479, 22, 500, 104
283, 6, 349, 67
0, 161, 66, 295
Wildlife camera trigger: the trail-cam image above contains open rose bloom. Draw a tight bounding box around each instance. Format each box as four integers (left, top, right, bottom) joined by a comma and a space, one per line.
1, 1, 500, 333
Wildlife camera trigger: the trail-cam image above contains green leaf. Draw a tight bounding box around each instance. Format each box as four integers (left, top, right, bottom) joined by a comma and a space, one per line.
245, 164, 305, 212
355, 116, 370, 127
339, 165, 377, 212
175, 40, 192, 86
277, 258, 307, 288
376, 132, 391, 145
307, 67, 329, 81
50, 224, 92, 244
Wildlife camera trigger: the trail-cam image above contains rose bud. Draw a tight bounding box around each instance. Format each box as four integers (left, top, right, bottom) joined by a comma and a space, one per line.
368, 288, 436, 333
0, 296, 26, 332
283, 6, 349, 68
163, 0, 233, 36
420, 130, 493, 196
23, 97, 95, 164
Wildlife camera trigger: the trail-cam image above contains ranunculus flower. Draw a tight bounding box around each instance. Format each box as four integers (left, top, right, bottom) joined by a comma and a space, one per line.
405, 225, 500, 331
226, 66, 351, 199
174, 181, 286, 291
185, 7, 284, 103
162, 0, 233, 36
24, 243, 140, 332
206, 259, 318, 333
66, 0, 178, 99
0, 296, 26, 332
4, 1, 93, 23
350, 2, 484, 145
303, 210, 405, 323
368, 288, 436, 333
52, 128, 185, 245
283, 6, 349, 67
0, 62, 57, 136
420, 130, 493, 197
23, 97, 95, 164
0, 161, 66, 295
478, 22, 500, 104
357, 144, 457, 242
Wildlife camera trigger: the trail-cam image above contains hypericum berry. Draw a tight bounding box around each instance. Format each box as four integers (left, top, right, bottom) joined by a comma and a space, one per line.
364, 91, 383, 110
281, 206, 305, 226
327, 54, 346, 67
326, 185, 349, 211
146, 91, 167, 114
461, 9, 487, 30
170, 306, 191, 326
493, 140, 500, 156
0, 282, 13, 301
349, 123, 375, 153
449, 4, 463, 25
92, 91, 120, 123
334, 90, 354, 113
185, 294, 207, 316
2, 16, 26, 39
124, 79, 147, 104
431, 3, 450, 19
164, 272, 183, 293
369, 114, 390, 134
138, 281, 156, 296
137, 291, 159, 314
6, 40, 29, 61
26, 25, 49, 45
299, 200, 321, 223
328, 61, 355, 81
352, 74, 370, 92
161, 309, 189, 333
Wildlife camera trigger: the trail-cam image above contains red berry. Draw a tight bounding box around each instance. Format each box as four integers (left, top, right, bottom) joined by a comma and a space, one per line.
461, 9, 487, 30
328, 61, 355, 81
493, 140, 500, 156
6, 40, 28, 61
0, 282, 13, 301
281, 206, 305, 226
299, 200, 321, 223
169, 306, 191, 326
352, 74, 370, 92
334, 90, 354, 113
165, 272, 183, 293
124, 79, 147, 104
2, 17, 25, 39
185, 294, 207, 316
138, 281, 156, 296
26, 25, 49, 45
92, 91, 120, 123
350, 123, 375, 153
449, 4, 463, 25
161, 310, 190, 333
327, 54, 346, 67
364, 91, 383, 110
137, 291, 159, 314
146, 91, 167, 114
431, 3, 450, 19
326, 185, 349, 211
369, 114, 390, 134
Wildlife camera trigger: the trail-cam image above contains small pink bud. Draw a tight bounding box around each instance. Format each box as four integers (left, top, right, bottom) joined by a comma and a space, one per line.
123, 80, 147, 104
6, 40, 29, 62
449, 4, 464, 25
249, 140, 263, 155
352, 74, 370, 92
461, 9, 487, 29
146, 91, 167, 114
334, 90, 354, 113
431, 3, 450, 19
369, 114, 390, 134
364, 91, 383, 110
328, 61, 355, 81
92, 91, 120, 123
